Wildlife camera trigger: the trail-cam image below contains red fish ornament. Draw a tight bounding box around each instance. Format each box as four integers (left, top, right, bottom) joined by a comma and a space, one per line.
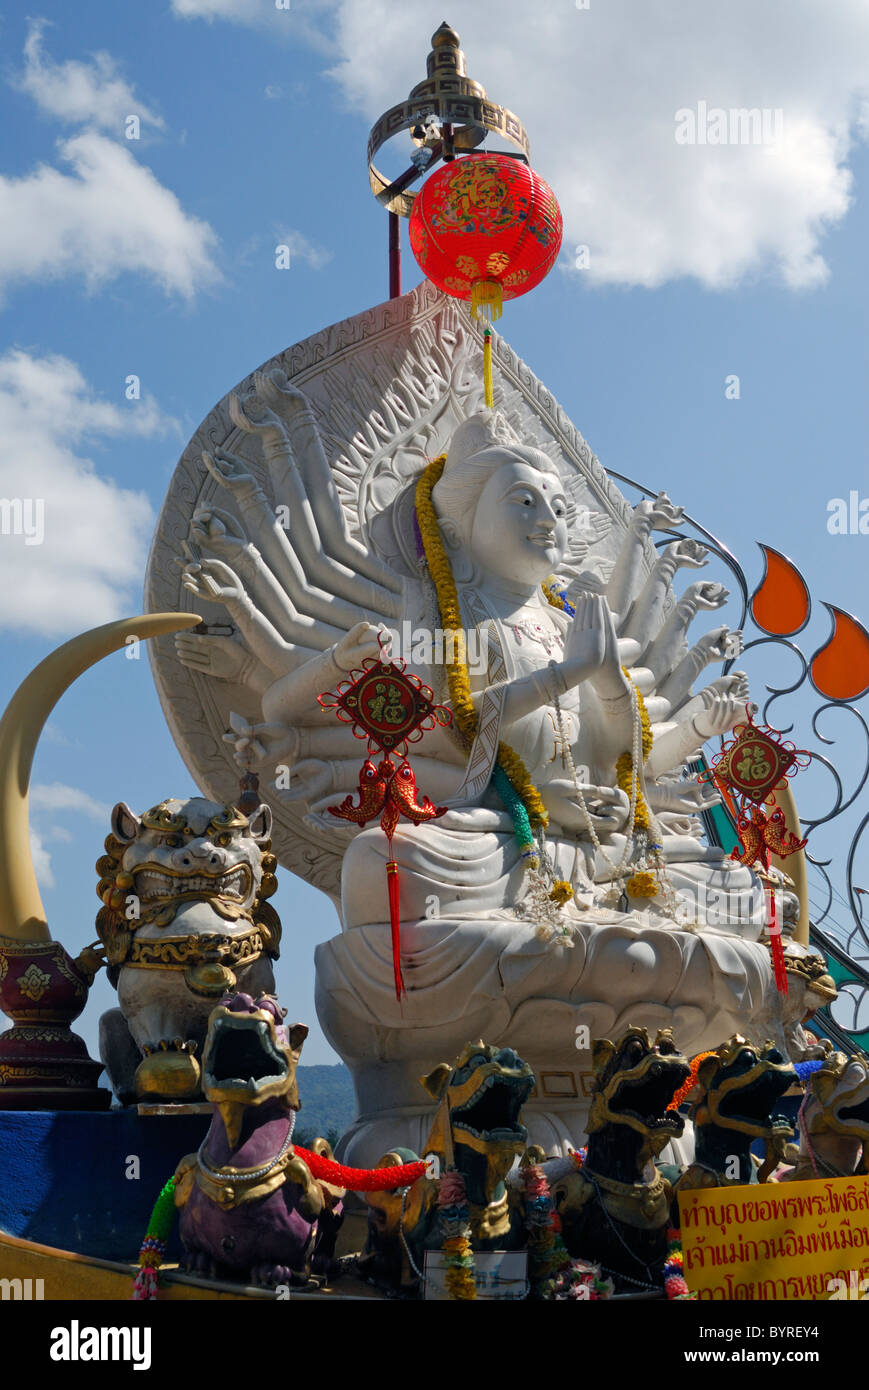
730, 804, 807, 868
319, 648, 451, 1000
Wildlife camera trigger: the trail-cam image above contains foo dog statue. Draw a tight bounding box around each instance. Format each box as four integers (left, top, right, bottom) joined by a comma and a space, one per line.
96, 797, 281, 1102
673, 1036, 796, 1198
359, 1041, 534, 1293
549, 1027, 689, 1293
778, 1051, 869, 1182
173, 992, 344, 1288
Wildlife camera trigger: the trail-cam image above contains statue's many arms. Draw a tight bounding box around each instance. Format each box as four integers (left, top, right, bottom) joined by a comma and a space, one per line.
174, 371, 784, 1159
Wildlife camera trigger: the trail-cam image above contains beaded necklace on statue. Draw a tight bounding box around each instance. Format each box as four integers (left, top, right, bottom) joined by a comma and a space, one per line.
415, 457, 678, 929
547, 659, 677, 916
415, 457, 570, 922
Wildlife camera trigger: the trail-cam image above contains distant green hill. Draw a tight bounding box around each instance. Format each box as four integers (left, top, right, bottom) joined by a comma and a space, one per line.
294, 1064, 356, 1145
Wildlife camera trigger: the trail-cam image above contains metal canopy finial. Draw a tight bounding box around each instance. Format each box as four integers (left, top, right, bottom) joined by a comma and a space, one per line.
367, 24, 530, 217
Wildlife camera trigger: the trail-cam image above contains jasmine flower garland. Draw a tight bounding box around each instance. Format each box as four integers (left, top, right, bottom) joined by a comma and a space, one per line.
437, 1169, 477, 1299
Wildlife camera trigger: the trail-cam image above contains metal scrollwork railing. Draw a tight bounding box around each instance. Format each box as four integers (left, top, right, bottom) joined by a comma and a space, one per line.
609, 467, 869, 1055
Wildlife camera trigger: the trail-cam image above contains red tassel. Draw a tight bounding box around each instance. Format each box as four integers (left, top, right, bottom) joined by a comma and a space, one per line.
386, 857, 405, 1001
766, 856, 788, 995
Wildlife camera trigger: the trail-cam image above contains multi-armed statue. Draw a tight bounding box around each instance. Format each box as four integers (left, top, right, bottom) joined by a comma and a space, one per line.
150, 293, 795, 1162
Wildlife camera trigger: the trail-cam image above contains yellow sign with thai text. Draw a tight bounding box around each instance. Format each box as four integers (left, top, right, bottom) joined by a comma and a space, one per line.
678, 1176, 869, 1300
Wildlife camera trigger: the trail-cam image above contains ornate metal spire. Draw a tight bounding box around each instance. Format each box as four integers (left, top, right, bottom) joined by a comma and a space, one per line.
367, 21, 530, 217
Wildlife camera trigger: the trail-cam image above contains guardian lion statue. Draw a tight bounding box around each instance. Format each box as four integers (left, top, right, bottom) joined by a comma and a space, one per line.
95, 796, 281, 1103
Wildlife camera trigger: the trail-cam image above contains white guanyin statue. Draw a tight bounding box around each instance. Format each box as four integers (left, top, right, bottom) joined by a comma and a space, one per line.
147, 288, 787, 1163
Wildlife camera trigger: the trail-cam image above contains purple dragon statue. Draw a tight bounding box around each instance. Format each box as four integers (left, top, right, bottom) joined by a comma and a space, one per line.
172, 992, 345, 1290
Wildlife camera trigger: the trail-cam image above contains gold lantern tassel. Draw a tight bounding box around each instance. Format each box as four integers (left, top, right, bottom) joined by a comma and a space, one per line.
470, 278, 503, 322
483, 328, 494, 408
471, 279, 501, 409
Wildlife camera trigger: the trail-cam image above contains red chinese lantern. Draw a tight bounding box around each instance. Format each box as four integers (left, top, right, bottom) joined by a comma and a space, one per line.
409, 152, 563, 404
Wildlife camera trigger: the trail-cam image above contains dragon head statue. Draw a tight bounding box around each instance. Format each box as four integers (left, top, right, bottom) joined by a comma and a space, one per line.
200, 991, 307, 1147
803, 1051, 869, 1147
694, 1035, 796, 1141
586, 1026, 690, 1163
421, 1040, 535, 1194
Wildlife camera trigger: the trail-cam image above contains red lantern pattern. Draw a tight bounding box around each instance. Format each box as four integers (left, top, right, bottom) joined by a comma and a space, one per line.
409, 153, 563, 321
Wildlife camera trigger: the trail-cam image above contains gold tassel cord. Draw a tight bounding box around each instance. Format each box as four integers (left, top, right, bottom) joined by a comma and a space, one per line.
483, 329, 494, 409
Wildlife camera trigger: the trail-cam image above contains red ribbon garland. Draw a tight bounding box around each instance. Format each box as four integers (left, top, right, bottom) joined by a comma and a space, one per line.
293, 1145, 426, 1191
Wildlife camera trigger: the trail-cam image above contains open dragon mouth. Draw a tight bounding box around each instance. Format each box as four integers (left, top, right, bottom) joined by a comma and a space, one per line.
717, 1064, 795, 1128
451, 1073, 532, 1143
711, 1050, 795, 1128
134, 863, 252, 904
202, 1014, 289, 1097
610, 1062, 689, 1133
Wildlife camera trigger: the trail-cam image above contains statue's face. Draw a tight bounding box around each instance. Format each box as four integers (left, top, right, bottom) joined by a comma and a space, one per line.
469, 455, 568, 585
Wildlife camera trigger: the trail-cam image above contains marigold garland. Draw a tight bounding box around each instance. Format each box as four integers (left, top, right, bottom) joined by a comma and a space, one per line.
416, 458, 661, 910
667, 1050, 717, 1111
625, 870, 658, 898
541, 577, 575, 617
415, 456, 547, 865
549, 879, 575, 906
615, 669, 653, 834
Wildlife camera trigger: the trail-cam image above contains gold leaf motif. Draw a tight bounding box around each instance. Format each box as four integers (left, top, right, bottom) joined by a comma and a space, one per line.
18, 963, 51, 1002
486, 251, 509, 275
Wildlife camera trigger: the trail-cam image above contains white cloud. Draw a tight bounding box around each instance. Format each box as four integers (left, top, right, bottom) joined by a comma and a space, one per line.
28, 783, 109, 892
171, 0, 334, 53
0, 131, 219, 303
30, 828, 56, 890
30, 783, 109, 820
274, 227, 332, 270
15, 19, 164, 133
189, 0, 869, 291
42, 723, 75, 747
0, 349, 173, 636
172, 0, 268, 18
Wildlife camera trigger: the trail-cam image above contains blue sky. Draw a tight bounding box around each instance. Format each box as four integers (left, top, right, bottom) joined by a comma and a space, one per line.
1, 0, 869, 1064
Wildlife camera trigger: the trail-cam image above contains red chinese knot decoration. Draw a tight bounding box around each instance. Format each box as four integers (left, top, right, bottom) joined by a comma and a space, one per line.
702, 709, 810, 994
319, 653, 452, 1000
319, 657, 447, 752
707, 716, 806, 806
